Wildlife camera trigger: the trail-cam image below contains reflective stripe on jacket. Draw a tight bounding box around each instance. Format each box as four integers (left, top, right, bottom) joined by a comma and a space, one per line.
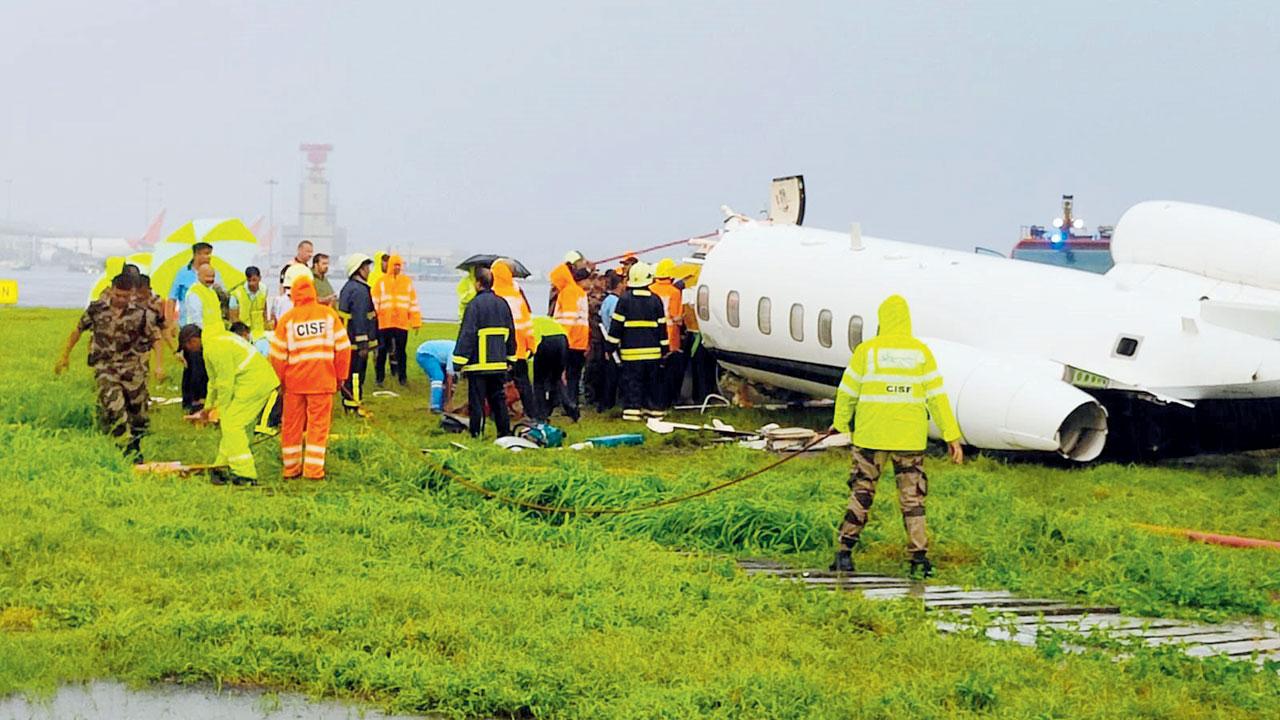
604, 287, 668, 362
492, 261, 533, 360
832, 294, 962, 452
453, 289, 517, 373
269, 278, 353, 394
204, 331, 279, 417
337, 276, 379, 347
371, 254, 422, 330
549, 264, 589, 351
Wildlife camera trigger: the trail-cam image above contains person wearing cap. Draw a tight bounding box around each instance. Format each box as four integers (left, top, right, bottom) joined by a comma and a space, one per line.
371, 254, 421, 386
180, 323, 279, 485
338, 253, 378, 413
604, 261, 669, 421
269, 276, 352, 480
651, 258, 686, 408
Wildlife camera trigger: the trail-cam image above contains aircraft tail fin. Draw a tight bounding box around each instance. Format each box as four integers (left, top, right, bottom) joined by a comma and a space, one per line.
130, 210, 166, 250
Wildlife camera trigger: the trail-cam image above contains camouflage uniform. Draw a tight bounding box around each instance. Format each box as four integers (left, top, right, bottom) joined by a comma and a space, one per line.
77, 300, 158, 451
837, 447, 929, 553
145, 294, 166, 333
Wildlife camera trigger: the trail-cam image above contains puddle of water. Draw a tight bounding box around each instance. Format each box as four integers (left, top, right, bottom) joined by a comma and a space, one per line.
0, 681, 424, 719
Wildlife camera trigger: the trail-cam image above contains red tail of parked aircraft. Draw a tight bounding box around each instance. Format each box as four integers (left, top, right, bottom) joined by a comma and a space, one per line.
129, 210, 166, 250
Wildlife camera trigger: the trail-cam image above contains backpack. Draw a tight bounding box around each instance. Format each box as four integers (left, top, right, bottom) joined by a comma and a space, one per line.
518, 422, 565, 448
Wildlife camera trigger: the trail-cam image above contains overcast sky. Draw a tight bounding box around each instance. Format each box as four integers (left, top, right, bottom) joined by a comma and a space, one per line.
3, 1, 1278, 267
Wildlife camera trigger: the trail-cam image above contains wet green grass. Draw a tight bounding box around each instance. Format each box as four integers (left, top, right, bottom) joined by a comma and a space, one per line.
2, 307, 1279, 718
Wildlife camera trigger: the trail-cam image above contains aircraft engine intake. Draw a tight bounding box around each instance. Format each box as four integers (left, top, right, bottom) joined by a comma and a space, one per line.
932, 340, 1108, 461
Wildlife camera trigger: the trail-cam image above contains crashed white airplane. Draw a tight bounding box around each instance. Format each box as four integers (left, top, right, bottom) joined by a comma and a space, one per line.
689, 177, 1280, 461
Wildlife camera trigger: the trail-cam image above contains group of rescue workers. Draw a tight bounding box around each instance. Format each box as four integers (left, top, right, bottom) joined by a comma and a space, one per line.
55, 239, 962, 577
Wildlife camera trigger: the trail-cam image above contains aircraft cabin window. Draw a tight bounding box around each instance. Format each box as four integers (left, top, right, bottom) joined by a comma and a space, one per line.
1114, 335, 1141, 358
758, 297, 772, 335
817, 309, 833, 348
790, 304, 805, 342
848, 315, 864, 350
726, 291, 740, 328
697, 285, 709, 321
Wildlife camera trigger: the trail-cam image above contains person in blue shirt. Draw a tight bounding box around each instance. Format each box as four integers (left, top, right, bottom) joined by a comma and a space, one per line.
167, 242, 213, 316
415, 339, 457, 412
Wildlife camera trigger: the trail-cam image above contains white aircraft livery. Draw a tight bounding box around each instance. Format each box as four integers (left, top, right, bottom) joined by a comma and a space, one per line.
689, 178, 1280, 461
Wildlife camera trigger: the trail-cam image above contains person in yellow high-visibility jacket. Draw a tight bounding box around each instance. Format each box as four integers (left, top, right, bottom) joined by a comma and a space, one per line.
180, 324, 280, 485
829, 294, 964, 578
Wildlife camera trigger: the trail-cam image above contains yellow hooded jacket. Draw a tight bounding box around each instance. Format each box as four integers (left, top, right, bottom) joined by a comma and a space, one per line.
832, 295, 962, 452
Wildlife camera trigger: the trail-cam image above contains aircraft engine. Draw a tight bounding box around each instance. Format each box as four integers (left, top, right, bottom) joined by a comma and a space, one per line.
930, 340, 1108, 461
1111, 201, 1280, 291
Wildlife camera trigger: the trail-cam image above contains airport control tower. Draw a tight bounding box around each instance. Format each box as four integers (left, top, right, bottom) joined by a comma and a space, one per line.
282, 143, 347, 261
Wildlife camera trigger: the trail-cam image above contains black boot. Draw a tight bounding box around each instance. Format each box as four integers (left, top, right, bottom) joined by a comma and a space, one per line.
909, 551, 933, 579
209, 468, 231, 486
231, 475, 257, 487
828, 548, 855, 573
123, 435, 143, 464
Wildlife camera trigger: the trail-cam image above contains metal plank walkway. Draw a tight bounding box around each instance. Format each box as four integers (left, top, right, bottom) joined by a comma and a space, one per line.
738, 559, 1280, 665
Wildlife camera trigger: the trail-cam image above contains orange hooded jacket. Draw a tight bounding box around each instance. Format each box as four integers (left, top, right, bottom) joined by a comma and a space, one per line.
371, 255, 421, 330
492, 260, 534, 360
549, 263, 589, 351
650, 278, 683, 352
269, 277, 353, 394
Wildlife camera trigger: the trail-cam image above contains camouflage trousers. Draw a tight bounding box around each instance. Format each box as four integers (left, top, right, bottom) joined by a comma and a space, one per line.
837, 446, 928, 554
95, 365, 149, 444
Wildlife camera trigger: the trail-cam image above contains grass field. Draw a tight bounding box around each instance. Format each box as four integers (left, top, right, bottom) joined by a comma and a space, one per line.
2, 307, 1279, 718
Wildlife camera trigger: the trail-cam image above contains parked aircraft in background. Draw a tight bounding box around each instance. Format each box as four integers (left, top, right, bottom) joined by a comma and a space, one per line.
689, 178, 1280, 460
38, 210, 166, 261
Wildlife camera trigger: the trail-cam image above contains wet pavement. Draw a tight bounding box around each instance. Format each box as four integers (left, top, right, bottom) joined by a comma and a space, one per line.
0, 681, 425, 720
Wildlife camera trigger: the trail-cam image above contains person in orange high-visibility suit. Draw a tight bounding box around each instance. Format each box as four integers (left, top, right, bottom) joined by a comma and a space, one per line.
549, 259, 590, 420
269, 276, 352, 480
371, 253, 421, 386
650, 259, 686, 408
491, 260, 537, 417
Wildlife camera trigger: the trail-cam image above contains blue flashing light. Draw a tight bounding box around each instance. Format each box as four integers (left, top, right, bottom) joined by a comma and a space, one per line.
1052, 227, 1068, 247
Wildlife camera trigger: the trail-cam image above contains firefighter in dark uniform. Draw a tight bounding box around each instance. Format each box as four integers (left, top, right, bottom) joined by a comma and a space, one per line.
338, 253, 379, 414
452, 266, 518, 438
604, 261, 669, 421
55, 273, 160, 461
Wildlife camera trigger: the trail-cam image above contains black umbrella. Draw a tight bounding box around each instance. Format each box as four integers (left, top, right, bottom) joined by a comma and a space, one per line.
455, 254, 532, 278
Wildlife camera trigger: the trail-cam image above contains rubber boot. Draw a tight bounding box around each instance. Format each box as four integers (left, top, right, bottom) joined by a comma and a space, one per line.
123, 435, 143, 464
828, 548, 855, 573
909, 551, 933, 579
